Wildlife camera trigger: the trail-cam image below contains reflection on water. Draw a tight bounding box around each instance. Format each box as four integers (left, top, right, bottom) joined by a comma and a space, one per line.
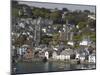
16, 61, 96, 74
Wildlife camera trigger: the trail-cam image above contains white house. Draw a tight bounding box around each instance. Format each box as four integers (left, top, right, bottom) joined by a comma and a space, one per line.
42, 28, 46, 33
52, 49, 74, 60
88, 15, 96, 20
79, 55, 85, 62
75, 53, 80, 59
56, 55, 60, 60
53, 47, 58, 51
45, 51, 49, 60
12, 46, 15, 56
80, 40, 88, 46
59, 55, 65, 60
52, 51, 58, 59
19, 22, 25, 28
60, 50, 71, 60
17, 45, 30, 55
75, 51, 87, 62
67, 41, 74, 46
88, 54, 96, 63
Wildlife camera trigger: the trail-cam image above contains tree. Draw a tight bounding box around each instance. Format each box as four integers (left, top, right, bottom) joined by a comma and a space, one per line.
77, 22, 87, 29
90, 32, 96, 42
52, 33, 60, 46
73, 34, 82, 41
40, 35, 52, 45
32, 7, 50, 18
84, 10, 90, 14
65, 10, 88, 25
62, 8, 69, 12
50, 11, 62, 21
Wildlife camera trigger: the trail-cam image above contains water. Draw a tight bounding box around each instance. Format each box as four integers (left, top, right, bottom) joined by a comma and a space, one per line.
16, 61, 96, 74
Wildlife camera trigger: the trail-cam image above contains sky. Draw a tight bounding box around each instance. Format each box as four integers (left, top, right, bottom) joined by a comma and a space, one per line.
16, 0, 96, 13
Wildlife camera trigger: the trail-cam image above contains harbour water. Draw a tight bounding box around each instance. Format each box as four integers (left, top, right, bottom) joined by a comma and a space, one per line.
16, 61, 96, 74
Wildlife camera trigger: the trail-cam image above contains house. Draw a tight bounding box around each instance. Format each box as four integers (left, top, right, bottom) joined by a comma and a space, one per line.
80, 38, 92, 47
11, 46, 15, 56
45, 51, 49, 60
78, 52, 88, 62
34, 47, 50, 59
60, 49, 74, 60
79, 55, 86, 62
75, 47, 89, 62
67, 41, 74, 46
17, 45, 30, 56
42, 28, 47, 33
88, 54, 96, 63
80, 40, 88, 46
52, 51, 61, 60
19, 22, 25, 28
52, 49, 74, 60
75, 53, 80, 59
23, 48, 33, 60
88, 15, 96, 20
52, 51, 58, 59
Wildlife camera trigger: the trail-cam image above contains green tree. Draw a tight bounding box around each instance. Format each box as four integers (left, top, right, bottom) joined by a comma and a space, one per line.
77, 22, 87, 29
52, 33, 60, 46
50, 11, 61, 21
62, 8, 69, 12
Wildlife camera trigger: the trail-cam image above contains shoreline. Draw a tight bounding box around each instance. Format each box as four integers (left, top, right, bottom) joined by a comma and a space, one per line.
18, 58, 95, 65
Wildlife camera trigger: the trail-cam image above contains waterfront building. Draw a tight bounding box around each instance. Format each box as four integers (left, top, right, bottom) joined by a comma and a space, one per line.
23, 48, 33, 60
52, 51, 58, 59
75, 53, 80, 59
45, 51, 49, 60
17, 44, 30, 56
88, 54, 96, 63
79, 55, 86, 62
52, 49, 74, 60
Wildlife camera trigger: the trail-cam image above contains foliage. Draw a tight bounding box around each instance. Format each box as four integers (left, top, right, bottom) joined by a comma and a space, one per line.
52, 33, 60, 45
32, 7, 50, 18
40, 35, 52, 45
65, 11, 88, 25
73, 34, 82, 41
50, 11, 62, 21
90, 32, 96, 42
77, 22, 87, 29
